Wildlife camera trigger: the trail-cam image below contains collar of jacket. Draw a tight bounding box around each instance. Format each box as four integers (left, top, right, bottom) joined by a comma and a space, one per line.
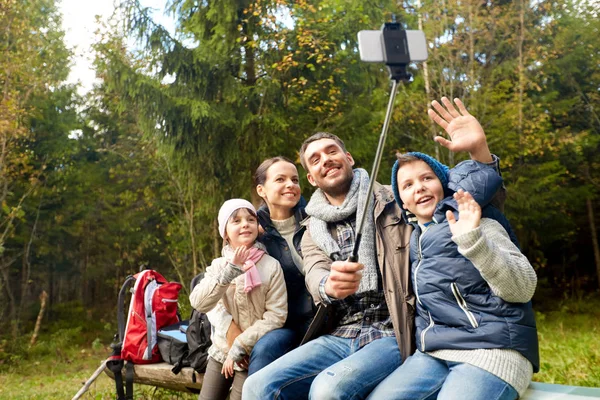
300, 181, 396, 227
257, 196, 307, 235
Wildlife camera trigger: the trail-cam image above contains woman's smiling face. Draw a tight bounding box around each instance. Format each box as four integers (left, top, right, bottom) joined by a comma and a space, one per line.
257, 161, 301, 217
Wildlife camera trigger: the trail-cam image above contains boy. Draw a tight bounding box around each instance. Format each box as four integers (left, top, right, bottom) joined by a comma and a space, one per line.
367, 151, 539, 400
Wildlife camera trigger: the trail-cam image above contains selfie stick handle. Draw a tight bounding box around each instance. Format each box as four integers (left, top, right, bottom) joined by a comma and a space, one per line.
349, 78, 400, 262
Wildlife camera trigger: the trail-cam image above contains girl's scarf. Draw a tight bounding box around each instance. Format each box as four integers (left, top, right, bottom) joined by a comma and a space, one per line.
305, 168, 378, 294
223, 243, 265, 293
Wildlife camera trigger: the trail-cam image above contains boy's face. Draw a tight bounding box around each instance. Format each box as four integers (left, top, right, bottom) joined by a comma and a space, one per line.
397, 160, 444, 224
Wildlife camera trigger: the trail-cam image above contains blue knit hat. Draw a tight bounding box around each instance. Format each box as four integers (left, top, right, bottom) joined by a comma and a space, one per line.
391, 152, 450, 209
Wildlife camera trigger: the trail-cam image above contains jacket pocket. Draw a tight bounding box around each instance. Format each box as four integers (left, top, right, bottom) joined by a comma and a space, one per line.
451, 282, 479, 329
380, 213, 409, 251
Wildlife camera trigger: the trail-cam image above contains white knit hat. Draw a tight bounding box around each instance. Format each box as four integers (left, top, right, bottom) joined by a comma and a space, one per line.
217, 199, 257, 238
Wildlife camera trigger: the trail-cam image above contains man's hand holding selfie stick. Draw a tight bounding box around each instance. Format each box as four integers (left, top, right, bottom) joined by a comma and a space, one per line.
325, 261, 364, 300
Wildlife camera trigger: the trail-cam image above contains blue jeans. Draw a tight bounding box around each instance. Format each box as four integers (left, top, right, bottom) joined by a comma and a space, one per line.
242, 335, 401, 400
248, 328, 299, 375
367, 350, 519, 400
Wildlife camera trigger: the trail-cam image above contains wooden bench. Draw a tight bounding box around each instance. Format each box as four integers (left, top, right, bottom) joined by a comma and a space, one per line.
104, 363, 600, 398
104, 363, 203, 394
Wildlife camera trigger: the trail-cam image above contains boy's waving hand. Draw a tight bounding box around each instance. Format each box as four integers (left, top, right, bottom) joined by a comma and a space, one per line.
428, 97, 493, 163
447, 190, 482, 237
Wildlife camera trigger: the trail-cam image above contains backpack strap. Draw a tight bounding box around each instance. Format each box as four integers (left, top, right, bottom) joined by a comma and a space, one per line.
109, 276, 136, 400
118, 276, 136, 342
171, 349, 189, 375
125, 362, 134, 400
106, 342, 126, 400
143, 277, 158, 360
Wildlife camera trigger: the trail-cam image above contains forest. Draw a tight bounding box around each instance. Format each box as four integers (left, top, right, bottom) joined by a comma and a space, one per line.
0, 0, 599, 394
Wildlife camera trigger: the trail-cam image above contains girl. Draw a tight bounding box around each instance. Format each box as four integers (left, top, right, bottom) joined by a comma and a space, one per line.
210, 157, 315, 375
189, 199, 287, 400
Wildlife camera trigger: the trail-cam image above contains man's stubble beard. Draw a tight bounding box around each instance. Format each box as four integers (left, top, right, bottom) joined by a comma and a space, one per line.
319, 169, 354, 200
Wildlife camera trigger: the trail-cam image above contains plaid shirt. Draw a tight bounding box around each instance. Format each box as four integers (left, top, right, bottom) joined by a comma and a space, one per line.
318, 216, 395, 349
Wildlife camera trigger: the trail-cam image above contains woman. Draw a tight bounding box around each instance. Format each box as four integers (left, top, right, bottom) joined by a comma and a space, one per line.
223, 156, 315, 375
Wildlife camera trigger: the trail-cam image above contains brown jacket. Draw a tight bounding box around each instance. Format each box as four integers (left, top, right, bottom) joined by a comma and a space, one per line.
301, 182, 416, 361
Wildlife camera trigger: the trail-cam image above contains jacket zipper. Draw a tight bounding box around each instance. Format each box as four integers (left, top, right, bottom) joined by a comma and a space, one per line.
413, 225, 429, 307
420, 310, 434, 352
451, 282, 479, 328
415, 225, 433, 351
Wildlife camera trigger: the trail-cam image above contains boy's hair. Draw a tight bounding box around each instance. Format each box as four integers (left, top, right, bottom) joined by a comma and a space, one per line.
391, 152, 450, 209
299, 132, 347, 170
394, 153, 424, 169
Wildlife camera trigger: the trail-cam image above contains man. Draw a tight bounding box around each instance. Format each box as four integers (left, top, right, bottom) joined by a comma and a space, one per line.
243, 97, 499, 399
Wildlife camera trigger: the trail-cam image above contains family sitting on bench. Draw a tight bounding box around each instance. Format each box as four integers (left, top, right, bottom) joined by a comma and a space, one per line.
189, 97, 539, 400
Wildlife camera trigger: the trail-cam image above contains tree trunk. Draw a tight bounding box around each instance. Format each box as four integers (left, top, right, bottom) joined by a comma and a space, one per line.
213, 219, 220, 259
517, 0, 525, 163
47, 262, 54, 320
19, 198, 41, 326
417, 0, 438, 160
187, 175, 198, 276
1, 260, 18, 338
586, 198, 600, 290
29, 290, 47, 347
467, 0, 475, 91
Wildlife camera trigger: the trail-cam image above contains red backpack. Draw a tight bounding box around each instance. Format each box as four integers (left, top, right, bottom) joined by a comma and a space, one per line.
121, 269, 182, 363
107, 269, 182, 400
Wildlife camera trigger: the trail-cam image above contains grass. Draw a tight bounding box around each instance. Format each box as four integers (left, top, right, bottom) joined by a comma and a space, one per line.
534, 294, 600, 387
0, 342, 197, 400
1, 295, 599, 399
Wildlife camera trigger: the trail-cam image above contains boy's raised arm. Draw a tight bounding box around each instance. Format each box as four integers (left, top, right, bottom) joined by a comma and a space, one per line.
428, 97, 493, 163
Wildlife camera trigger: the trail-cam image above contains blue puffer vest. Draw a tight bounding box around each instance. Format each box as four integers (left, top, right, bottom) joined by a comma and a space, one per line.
406, 160, 540, 372
258, 197, 315, 336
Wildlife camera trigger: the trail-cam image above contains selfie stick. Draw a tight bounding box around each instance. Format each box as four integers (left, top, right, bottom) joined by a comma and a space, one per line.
350, 22, 412, 262
299, 23, 415, 347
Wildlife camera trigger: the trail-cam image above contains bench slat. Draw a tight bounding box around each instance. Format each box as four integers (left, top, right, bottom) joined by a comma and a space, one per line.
104, 362, 203, 394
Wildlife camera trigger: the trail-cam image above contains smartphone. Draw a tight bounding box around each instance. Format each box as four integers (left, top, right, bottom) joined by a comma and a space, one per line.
358, 30, 428, 63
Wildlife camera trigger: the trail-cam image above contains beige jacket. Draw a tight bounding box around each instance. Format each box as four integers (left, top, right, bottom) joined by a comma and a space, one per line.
189, 253, 287, 364
302, 182, 416, 360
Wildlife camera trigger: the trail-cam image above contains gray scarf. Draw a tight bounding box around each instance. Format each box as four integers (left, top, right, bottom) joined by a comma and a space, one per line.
305, 168, 378, 294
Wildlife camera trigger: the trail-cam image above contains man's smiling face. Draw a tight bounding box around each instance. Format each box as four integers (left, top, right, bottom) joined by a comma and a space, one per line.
303, 138, 355, 199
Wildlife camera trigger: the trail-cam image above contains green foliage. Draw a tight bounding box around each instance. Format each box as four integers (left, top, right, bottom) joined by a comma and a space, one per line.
2, 0, 600, 349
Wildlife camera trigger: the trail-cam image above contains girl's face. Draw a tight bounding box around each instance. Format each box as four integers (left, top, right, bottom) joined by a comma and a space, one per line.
256, 161, 301, 217
225, 208, 259, 248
